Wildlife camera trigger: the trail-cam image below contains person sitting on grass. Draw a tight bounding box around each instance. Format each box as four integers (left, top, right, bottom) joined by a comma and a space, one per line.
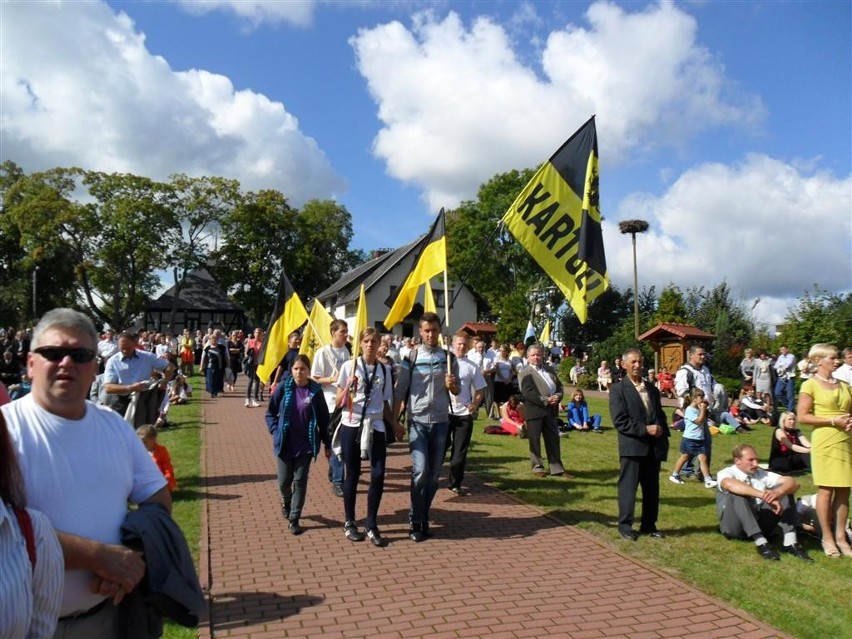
739, 385, 771, 424
566, 389, 602, 433
168, 373, 192, 405
768, 411, 811, 475
499, 394, 526, 438
137, 424, 177, 492
716, 443, 813, 562
669, 388, 717, 488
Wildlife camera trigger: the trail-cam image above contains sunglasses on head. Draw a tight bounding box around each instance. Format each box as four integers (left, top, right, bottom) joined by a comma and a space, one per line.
34, 347, 96, 363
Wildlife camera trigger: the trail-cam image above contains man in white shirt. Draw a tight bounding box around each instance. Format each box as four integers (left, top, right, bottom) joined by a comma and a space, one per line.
2, 308, 171, 637
467, 339, 496, 419
716, 443, 812, 562
311, 319, 350, 498
833, 347, 852, 385
519, 343, 566, 478
445, 333, 486, 495
773, 345, 797, 412
96, 329, 119, 373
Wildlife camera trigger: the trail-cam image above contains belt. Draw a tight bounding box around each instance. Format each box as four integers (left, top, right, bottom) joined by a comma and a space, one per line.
58, 598, 108, 622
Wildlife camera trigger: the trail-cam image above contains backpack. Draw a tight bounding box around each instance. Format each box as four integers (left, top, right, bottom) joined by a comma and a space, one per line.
399, 347, 457, 405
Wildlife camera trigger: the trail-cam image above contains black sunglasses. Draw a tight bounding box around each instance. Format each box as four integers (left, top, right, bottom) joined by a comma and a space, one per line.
33, 347, 96, 363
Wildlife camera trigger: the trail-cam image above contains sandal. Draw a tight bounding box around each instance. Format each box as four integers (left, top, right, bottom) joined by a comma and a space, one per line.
836, 543, 852, 558
821, 541, 841, 558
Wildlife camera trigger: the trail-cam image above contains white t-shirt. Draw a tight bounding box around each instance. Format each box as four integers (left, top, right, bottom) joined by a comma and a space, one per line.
450, 356, 487, 416
336, 359, 392, 431
2, 395, 167, 616
311, 345, 350, 412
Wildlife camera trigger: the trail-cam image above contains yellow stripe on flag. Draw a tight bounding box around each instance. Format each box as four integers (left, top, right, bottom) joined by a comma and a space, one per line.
502, 116, 608, 324
256, 271, 308, 384
539, 319, 551, 345
384, 212, 447, 329
352, 284, 368, 359
300, 300, 334, 362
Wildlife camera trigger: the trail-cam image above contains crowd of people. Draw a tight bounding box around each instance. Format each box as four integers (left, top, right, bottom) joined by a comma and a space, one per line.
2, 310, 850, 636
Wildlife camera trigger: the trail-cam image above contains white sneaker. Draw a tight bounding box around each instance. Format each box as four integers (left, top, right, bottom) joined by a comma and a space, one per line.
704, 477, 718, 488
250, 400, 260, 408
668, 473, 684, 485
244, 399, 251, 407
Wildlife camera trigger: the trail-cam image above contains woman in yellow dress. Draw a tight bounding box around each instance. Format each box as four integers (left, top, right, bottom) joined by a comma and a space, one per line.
796, 344, 852, 557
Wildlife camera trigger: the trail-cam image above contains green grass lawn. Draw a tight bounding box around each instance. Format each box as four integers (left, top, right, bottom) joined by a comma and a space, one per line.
160, 387, 848, 639
468, 395, 850, 639
155, 376, 203, 639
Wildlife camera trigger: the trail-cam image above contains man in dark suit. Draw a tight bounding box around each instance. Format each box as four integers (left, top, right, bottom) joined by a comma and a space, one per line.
609, 347, 670, 540
520, 343, 568, 478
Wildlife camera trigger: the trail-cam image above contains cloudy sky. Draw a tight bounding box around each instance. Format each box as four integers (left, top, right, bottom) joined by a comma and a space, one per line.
2, 0, 850, 327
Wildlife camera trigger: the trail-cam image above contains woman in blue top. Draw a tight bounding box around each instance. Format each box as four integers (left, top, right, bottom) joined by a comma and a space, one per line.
265, 354, 330, 535
566, 389, 602, 433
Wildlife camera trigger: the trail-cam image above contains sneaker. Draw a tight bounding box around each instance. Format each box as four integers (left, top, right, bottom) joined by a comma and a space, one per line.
668, 473, 685, 485
366, 527, 384, 547
244, 399, 251, 407
332, 484, 344, 498
288, 520, 304, 536
704, 476, 718, 488
344, 521, 364, 542
250, 399, 260, 408
281, 503, 290, 520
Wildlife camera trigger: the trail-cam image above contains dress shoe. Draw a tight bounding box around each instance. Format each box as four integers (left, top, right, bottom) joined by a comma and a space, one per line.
756, 544, 780, 561
343, 521, 365, 542
366, 527, 385, 547
409, 525, 426, 543
782, 544, 814, 563
618, 529, 638, 541
640, 530, 666, 539
288, 520, 304, 536
533, 470, 547, 478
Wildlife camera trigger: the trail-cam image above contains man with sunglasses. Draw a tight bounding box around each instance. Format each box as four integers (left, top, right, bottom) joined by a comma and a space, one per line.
2, 308, 171, 637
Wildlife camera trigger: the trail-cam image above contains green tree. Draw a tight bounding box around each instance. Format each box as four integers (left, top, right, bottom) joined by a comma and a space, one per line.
780, 287, 852, 357
561, 285, 632, 347
654, 284, 688, 324
164, 174, 242, 327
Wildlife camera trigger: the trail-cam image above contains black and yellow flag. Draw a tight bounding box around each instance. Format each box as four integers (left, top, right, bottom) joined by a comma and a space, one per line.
257, 271, 308, 383
502, 116, 608, 323
383, 211, 447, 328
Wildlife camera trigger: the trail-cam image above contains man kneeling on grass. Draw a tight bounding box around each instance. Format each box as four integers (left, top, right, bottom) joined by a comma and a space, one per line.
716, 443, 813, 562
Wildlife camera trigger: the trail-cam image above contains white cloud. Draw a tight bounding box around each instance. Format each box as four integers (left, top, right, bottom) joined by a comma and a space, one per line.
605, 154, 852, 325
0, 1, 343, 205
174, 0, 316, 27
351, 1, 764, 210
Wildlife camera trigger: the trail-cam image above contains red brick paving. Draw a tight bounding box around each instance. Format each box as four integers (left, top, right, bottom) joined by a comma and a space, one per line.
197, 384, 788, 639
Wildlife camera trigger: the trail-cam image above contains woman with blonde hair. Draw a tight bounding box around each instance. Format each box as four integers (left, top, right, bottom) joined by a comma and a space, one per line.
796, 343, 852, 557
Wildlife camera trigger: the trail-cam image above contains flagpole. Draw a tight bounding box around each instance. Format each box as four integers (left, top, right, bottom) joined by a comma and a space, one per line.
447, 219, 503, 311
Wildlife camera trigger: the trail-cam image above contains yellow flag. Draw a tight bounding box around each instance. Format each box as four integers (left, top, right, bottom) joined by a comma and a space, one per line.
352, 284, 368, 359
384, 212, 446, 328
502, 116, 608, 323
300, 300, 334, 362
539, 319, 551, 345
256, 271, 308, 383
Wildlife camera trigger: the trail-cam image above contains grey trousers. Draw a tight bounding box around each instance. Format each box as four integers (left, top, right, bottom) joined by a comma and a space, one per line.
277, 454, 312, 522
717, 492, 796, 539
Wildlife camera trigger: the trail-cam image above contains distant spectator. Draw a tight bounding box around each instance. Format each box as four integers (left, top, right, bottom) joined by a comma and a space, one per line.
499, 394, 526, 437
566, 389, 602, 433
569, 361, 586, 386
657, 367, 675, 399
597, 360, 612, 392
739, 348, 756, 386
200, 329, 228, 398
768, 412, 811, 475
832, 347, 852, 385
0, 350, 21, 388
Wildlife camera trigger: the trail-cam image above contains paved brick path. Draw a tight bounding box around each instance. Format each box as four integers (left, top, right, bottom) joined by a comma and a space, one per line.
198, 384, 787, 639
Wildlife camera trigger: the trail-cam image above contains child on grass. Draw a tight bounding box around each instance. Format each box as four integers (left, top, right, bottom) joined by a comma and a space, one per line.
137, 423, 177, 491
669, 388, 717, 488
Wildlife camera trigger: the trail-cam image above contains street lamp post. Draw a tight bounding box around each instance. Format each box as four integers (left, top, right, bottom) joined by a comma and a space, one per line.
619, 220, 649, 340
32, 266, 40, 321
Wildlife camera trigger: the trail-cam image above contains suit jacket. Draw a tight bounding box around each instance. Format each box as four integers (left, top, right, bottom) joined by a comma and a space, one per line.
609, 378, 670, 461
520, 365, 562, 420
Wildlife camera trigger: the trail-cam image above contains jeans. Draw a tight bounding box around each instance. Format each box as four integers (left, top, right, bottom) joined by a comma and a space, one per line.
276, 453, 312, 522
328, 454, 343, 486
341, 426, 387, 529
246, 367, 261, 400
774, 377, 795, 411
408, 420, 449, 526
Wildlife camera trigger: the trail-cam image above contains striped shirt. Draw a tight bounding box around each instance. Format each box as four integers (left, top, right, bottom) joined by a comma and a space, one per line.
0, 500, 64, 638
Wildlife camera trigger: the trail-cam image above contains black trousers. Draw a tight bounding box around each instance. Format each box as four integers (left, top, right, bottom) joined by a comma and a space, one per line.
445, 414, 474, 489
618, 454, 662, 533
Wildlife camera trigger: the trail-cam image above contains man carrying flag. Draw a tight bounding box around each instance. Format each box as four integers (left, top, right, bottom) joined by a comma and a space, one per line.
502, 116, 608, 324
